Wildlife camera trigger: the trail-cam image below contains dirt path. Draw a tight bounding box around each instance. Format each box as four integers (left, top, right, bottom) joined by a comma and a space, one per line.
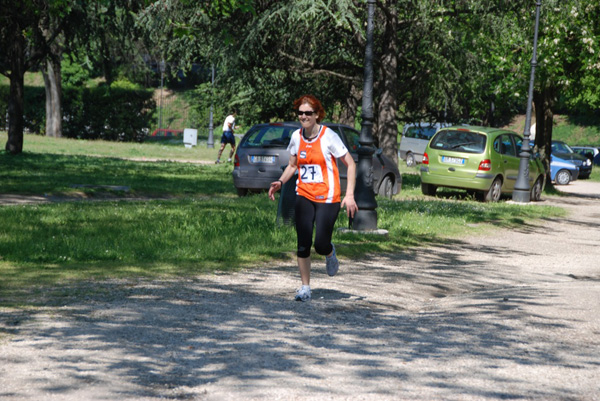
1, 182, 599, 400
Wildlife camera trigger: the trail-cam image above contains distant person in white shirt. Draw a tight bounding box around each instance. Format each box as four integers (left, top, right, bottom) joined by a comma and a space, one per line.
216, 111, 237, 164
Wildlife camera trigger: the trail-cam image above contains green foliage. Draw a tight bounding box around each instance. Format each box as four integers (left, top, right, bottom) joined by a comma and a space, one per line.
4, 0, 600, 155
61, 56, 93, 87
66, 83, 154, 142
71, 1, 149, 86
0, 84, 46, 134
552, 115, 600, 146
0, 78, 156, 141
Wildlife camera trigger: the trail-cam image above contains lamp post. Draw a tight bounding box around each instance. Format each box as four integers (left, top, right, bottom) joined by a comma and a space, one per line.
513, 0, 541, 203
353, 0, 378, 230
158, 59, 166, 131
207, 64, 215, 148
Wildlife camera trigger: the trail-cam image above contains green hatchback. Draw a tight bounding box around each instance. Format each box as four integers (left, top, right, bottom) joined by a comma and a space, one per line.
420, 126, 546, 202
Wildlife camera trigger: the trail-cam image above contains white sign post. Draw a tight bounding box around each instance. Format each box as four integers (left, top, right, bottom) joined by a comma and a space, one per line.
183, 128, 198, 148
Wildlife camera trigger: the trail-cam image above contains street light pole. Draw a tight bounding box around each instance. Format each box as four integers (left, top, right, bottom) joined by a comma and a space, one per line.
353, 0, 378, 230
158, 59, 166, 131
513, 1, 542, 203
207, 64, 215, 148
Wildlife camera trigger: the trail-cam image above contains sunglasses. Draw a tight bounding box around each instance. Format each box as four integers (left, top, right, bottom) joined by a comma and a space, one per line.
297, 110, 316, 116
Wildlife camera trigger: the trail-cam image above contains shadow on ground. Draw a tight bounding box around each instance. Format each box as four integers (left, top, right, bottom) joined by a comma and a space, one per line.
1, 228, 593, 400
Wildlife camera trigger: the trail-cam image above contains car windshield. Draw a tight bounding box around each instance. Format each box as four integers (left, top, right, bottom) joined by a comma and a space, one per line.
240, 125, 295, 148
551, 142, 574, 154
429, 130, 486, 154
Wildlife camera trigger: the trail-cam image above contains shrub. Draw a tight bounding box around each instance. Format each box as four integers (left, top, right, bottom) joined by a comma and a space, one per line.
0, 79, 155, 142
62, 84, 155, 141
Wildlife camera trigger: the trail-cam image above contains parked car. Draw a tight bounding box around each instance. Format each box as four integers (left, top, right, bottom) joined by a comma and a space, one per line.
420, 126, 546, 202
571, 145, 600, 166
551, 141, 592, 179
398, 122, 447, 167
550, 154, 579, 185
232, 122, 401, 198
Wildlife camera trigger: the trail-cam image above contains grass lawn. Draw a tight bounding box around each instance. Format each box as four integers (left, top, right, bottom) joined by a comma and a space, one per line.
10, 131, 222, 162
0, 131, 569, 307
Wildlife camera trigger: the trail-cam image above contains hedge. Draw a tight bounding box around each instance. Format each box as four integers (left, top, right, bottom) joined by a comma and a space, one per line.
0, 84, 155, 142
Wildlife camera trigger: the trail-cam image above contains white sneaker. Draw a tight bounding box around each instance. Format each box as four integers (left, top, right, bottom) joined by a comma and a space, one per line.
295, 286, 311, 302
326, 244, 339, 277
227, 158, 232, 162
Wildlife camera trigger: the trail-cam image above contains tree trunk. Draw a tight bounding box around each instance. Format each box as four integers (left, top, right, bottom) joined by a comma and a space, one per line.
338, 84, 361, 127
5, 32, 26, 155
533, 86, 556, 181
42, 57, 63, 138
375, 0, 399, 165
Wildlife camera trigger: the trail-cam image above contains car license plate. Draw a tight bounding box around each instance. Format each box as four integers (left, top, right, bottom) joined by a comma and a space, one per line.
251, 155, 275, 164
442, 156, 465, 165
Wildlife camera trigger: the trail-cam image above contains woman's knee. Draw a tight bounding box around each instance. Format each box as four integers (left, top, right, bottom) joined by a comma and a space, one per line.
297, 247, 311, 258
314, 242, 332, 256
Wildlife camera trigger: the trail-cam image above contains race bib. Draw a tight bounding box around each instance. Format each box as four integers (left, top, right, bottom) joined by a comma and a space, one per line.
300, 164, 324, 183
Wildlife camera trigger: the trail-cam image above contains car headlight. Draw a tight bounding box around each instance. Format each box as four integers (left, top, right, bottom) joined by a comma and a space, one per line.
586, 159, 592, 166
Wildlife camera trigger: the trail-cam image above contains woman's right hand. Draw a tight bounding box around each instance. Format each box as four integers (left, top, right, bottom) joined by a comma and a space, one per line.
268, 181, 282, 201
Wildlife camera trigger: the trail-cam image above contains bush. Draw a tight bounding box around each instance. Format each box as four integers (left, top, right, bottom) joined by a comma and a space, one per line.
62, 84, 155, 141
0, 85, 46, 133
0, 80, 155, 142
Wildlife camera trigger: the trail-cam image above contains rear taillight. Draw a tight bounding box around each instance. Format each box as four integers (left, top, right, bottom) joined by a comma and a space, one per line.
478, 159, 491, 171
234, 154, 240, 167
423, 152, 429, 165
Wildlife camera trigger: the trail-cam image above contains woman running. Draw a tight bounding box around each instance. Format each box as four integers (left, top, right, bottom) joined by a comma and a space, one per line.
268, 94, 358, 302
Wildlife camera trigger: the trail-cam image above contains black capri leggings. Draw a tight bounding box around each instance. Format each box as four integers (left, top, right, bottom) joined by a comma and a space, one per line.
295, 195, 340, 258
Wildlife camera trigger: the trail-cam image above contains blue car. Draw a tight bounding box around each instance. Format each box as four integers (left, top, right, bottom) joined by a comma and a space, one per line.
551, 154, 579, 185
552, 141, 592, 179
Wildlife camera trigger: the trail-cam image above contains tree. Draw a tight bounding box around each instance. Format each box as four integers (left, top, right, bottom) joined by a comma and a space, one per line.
44, 1, 148, 138
0, 0, 76, 153
168, 1, 533, 164
531, 0, 600, 172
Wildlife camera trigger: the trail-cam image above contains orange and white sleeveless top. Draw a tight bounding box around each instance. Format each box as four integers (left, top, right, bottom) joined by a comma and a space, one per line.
287, 125, 349, 203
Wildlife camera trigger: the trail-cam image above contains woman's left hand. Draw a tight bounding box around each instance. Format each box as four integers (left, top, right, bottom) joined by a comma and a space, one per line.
341, 195, 358, 218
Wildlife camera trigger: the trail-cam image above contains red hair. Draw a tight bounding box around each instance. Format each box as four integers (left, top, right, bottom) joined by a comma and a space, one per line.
293, 94, 326, 123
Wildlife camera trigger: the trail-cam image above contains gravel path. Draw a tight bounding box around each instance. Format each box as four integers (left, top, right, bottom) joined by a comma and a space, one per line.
1, 182, 599, 400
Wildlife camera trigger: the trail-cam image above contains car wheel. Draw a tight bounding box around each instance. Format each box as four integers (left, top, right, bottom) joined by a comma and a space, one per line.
236, 187, 249, 197
377, 175, 393, 198
406, 153, 416, 167
421, 182, 437, 196
555, 169, 571, 185
530, 176, 543, 202
483, 177, 502, 202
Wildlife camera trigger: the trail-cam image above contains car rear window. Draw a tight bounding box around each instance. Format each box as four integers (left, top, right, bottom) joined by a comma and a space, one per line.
240, 126, 295, 148
404, 126, 437, 140
327, 125, 356, 150
429, 130, 486, 154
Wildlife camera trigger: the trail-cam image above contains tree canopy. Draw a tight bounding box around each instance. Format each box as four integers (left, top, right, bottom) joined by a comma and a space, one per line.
2, 0, 599, 161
